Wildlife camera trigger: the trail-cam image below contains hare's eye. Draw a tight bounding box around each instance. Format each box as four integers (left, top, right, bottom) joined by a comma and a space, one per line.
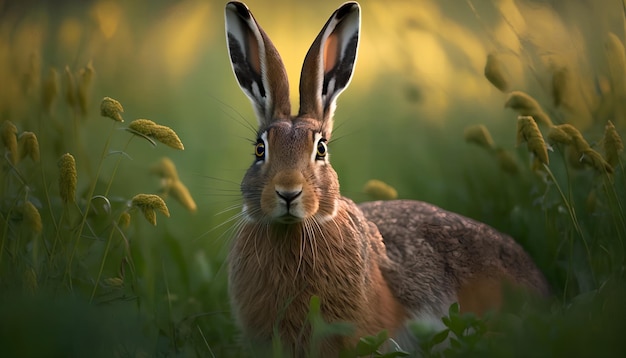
315, 139, 327, 160
255, 140, 265, 160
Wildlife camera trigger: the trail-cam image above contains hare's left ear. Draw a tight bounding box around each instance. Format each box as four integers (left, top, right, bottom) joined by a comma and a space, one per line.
298, 2, 360, 127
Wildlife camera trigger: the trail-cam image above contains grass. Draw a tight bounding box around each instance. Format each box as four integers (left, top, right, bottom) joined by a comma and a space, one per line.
1, 0, 626, 357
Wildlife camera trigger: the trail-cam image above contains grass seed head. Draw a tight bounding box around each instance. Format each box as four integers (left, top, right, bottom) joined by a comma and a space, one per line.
22, 201, 42, 234
1, 120, 18, 165
484, 53, 508, 92
603, 120, 623, 167
77, 61, 95, 116
580, 148, 613, 174
128, 119, 184, 150
59, 153, 77, 204
100, 96, 124, 122
464, 124, 496, 150
495, 148, 519, 175
41, 67, 59, 114
505, 91, 553, 126
170, 180, 197, 213
64, 66, 77, 107
131, 193, 170, 226
118, 211, 131, 229
547, 125, 573, 145
18, 132, 40, 162
152, 157, 179, 181
363, 179, 398, 200
516, 116, 549, 165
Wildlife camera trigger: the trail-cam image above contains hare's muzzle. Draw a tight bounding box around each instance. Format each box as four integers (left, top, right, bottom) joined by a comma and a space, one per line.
260, 169, 319, 224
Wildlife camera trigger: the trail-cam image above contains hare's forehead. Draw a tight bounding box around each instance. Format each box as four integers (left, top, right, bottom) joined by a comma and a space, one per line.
262, 120, 322, 146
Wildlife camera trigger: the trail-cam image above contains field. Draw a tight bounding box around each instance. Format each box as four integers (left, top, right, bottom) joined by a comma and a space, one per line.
1, 0, 626, 356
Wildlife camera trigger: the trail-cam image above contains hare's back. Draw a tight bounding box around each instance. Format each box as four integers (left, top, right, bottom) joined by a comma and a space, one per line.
358, 200, 549, 315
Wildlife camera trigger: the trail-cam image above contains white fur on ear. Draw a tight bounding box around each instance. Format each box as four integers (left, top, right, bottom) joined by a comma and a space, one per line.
225, 1, 291, 127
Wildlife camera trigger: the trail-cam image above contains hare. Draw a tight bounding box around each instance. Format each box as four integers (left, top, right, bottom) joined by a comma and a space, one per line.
224, 1, 549, 356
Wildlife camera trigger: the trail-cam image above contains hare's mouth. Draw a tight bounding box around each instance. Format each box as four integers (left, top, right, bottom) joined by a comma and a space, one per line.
275, 214, 302, 224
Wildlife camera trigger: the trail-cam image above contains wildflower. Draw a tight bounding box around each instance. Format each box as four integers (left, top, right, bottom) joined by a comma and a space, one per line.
484, 53, 508, 92
128, 119, 184, 150
18, 132, 40, 162
464, 124, 496, 150
59, 153, 77, 204
505, 91, 553, 126
41, 67, 59, 114
603, 120, 623, 167
516, 116, 549, 165
100, 97, 124, 122
131, 193, 170, 226
170, 180, 197, 213
363, 179, 398, 200
22, 201, 42, 234
1, 120, 18, 165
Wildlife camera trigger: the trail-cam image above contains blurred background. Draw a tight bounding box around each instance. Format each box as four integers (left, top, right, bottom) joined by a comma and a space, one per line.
1, 0, 625, 356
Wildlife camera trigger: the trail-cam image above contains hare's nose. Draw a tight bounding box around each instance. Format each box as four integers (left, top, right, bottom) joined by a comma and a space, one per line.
276, 189, 302, 204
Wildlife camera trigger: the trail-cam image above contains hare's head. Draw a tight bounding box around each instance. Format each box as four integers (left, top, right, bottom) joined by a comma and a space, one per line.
225, 2, 360, 225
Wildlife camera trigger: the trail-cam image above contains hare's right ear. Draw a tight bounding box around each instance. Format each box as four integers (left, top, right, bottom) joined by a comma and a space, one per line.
225, 2, 291, 127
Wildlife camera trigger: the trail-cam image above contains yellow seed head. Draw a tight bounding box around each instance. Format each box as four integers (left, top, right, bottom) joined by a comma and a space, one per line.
363, 179, 398, 200
580, 148, 613, 174
118, 211, 131, 229
22, 201, 42, 234
77, 61, 95, 116
64, 66, 77, 107
131, 193, 170, 226
551, 66, 569, 107
603, 120, 623, 167
547, 125, 573, 145
516, 116, 549, 165
100, 97, 124, 122
495, 148, 519, 175
464, 124, 496, 150
484, 53, 508, 92
104, 277, 124, 288
1, 120, 18, 165
59, 153, 77, 204
128, 119, 184, 150
505, 91, 553, 126
41, 67, 59, 114
152, 157, 179, 181
18, 132, 40, 162
170, 180, 197, 213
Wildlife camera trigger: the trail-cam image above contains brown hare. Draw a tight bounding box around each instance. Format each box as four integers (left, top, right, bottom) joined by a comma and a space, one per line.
224, 1, 549, 355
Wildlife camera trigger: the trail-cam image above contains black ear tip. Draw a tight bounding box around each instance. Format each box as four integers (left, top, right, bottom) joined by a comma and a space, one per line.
226, 1, 251, 19
336, 2, 360, 19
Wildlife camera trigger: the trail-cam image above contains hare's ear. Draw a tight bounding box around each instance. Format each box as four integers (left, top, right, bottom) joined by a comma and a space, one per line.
225, 2, 291, 127
299, 2, 360, 127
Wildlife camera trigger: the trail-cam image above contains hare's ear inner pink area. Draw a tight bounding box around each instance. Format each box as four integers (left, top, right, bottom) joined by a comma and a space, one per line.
323, 34, 339, 73
247, 31, 261, 75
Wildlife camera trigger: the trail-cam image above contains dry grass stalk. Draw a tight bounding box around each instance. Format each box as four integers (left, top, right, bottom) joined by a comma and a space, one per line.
128, 119, 184, 150
59, 153, 77, 204
64, 66, 77, 108
516, 116, 549, 165
77, 61, 95, 115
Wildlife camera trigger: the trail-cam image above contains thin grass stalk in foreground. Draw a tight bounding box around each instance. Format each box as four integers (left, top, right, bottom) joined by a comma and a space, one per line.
65, 121, 119, 289
104, 135, 134, 197
90, 221, 118, 302
542, 163, 595, 295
